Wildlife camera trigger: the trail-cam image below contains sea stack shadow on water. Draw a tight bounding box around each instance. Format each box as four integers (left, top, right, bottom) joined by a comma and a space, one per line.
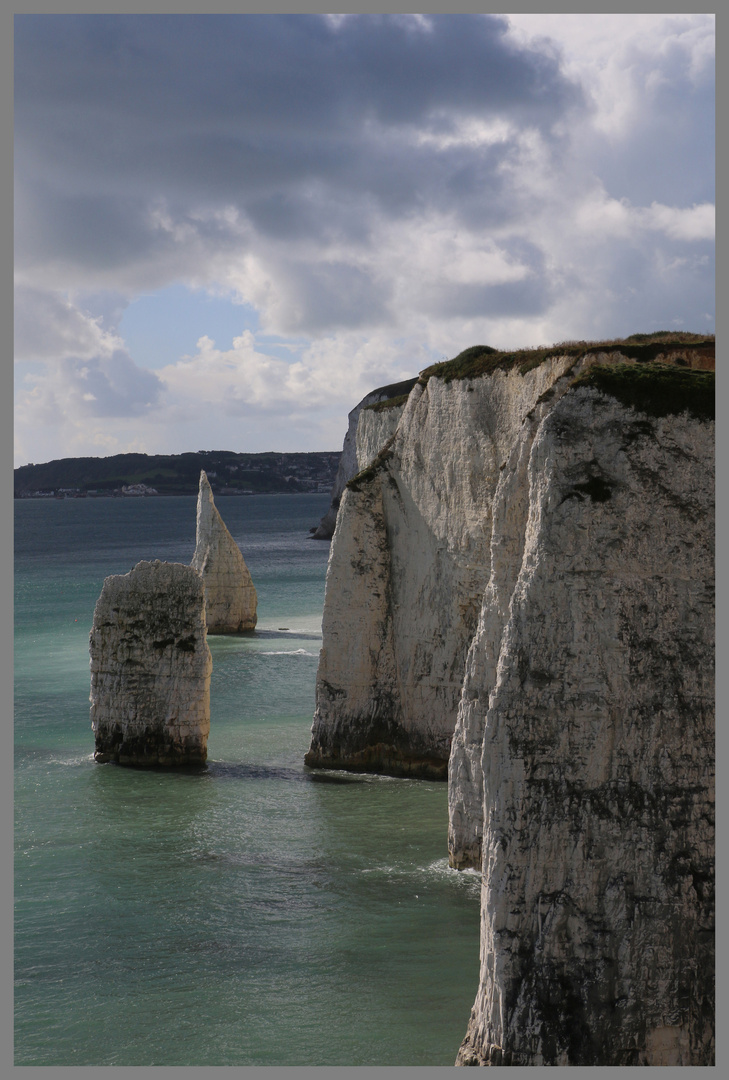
192, 470, 258, 633
90, 560, 212, 765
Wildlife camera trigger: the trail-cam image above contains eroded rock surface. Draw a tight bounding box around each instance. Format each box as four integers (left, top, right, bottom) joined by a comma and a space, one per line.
455, 388, 714, 1066
312, 378, 417, 539
355, 398, 407, 472
191, 470, 257, 633
305, 337, 714, 1064
306, 356, 577, 777
90, 560, 212, 765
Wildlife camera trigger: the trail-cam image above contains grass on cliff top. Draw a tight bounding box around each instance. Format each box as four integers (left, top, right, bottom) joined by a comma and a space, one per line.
571, 363, 715, 422
363, 392, 412, 413
346, 435, 398, 492
419, 332, 714, 385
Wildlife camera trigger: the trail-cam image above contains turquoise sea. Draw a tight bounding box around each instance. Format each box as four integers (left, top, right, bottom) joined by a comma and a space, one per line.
14, 493, 481, 1066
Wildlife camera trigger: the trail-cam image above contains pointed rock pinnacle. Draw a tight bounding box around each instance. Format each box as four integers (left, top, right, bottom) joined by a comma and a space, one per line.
191, 471, 258, 633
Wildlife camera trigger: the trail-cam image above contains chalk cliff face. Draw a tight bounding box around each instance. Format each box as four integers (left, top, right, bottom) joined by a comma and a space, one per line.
90, 560, 212, 765
306, 355, 579, 776
312, 378, 417, 539
354, 397, 408, 471
306, 337, 714, 1065
191, 470, 257, 633
455, 388, 714, 1066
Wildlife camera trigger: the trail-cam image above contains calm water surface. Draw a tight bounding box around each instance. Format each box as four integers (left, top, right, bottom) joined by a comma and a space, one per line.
14, 494, 480, 1066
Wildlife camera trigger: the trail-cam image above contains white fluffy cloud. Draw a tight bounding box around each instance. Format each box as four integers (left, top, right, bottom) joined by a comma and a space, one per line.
14, 285, 125, 364
13, 14, 714, 465
157, 329, 421, 416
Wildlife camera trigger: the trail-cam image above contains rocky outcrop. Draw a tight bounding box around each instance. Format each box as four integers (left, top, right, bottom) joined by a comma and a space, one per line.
354, 396, 409, 471
454, 386, 714, 1066
306, 353, 580, 776
90, 560, 212, 765
191, 470, 257, 632
448, 358, 715, 872
312, 378, 417, 539
305, 335, 714, 1065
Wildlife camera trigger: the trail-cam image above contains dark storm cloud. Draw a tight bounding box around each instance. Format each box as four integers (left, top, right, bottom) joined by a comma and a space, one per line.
430, 276, 554, 321
14, 14, 584, 270
13, 11, 714, 373
274, 260, 391, 333
15, 14, 579, 135
16, 185, 157, 271
423, 239, 554, 320
13, 14, 714, 468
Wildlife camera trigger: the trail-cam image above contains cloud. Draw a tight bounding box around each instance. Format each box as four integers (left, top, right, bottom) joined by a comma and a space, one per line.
506, 14, 715, 208
14, 284, 124, 363
17, 349, 161, 422
14, 15, 583, 307
13, 14, 714, 465
14, 281, 162, 431
156, 328, 417, 419
573, 195, 715, 244
13, 323, 426, 466
640, 202, 715, 243
263, 260, 392, 334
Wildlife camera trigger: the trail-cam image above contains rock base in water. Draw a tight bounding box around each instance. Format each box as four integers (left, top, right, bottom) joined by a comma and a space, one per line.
304, 744, 447, 780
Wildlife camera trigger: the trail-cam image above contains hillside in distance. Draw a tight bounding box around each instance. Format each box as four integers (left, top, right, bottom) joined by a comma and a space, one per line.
15, 449, 341, 498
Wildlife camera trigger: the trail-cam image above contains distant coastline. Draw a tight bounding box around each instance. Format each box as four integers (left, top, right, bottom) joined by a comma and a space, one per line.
14, 450, 340, 499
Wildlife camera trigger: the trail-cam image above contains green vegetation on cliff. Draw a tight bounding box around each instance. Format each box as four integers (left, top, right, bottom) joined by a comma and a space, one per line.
571, 363, 715, 422
364, 392, 411, 413
419, 332, 714, 385
346, 436, 397, 493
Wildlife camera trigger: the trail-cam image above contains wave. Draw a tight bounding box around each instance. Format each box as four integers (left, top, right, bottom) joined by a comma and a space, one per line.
259, 648, 318, 657
357, 858, 481, 884
424, 857, 482, 880
47, 753, 96, 766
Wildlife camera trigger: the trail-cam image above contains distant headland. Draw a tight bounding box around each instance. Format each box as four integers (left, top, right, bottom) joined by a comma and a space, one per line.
14, 449, 341, 499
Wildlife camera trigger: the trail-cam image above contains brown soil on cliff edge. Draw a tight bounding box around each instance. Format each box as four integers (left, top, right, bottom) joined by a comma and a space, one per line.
419, 332, 715, 385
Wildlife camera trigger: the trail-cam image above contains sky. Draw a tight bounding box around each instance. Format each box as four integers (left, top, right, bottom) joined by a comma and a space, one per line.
13, 13, 715, 467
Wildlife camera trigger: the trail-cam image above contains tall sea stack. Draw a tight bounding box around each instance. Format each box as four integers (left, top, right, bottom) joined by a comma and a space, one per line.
191, 470, 257, 633
90, 560, 212, 765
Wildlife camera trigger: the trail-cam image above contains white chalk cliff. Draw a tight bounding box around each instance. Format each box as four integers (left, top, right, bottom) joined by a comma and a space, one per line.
307, 351, 582, 776
191, 470, 257, 633
312, 378, 418, 539
90, 560, 212, 765
306, 338, 714, 1065
354, 396, 407, 472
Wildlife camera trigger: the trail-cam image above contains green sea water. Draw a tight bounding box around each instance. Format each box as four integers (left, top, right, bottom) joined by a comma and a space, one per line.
14, 494, 481, 1066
